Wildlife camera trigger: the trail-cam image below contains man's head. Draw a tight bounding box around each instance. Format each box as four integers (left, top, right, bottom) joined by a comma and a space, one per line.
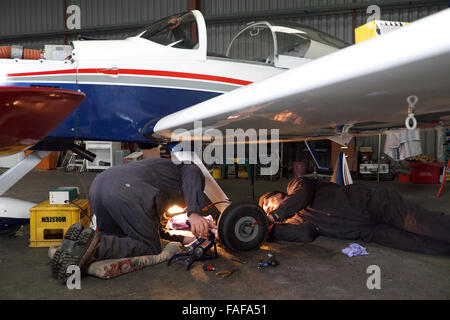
168, 16, 180, 30
258, 191, 285, 214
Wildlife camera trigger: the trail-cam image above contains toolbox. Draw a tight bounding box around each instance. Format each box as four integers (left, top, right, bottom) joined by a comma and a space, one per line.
29, 199, 90, 247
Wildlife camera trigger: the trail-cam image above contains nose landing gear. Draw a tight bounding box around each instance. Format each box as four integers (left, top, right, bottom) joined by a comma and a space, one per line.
217, 201, 269, 251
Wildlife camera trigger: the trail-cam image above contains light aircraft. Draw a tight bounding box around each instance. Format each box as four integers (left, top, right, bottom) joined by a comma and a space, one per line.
0, 10, 449, 250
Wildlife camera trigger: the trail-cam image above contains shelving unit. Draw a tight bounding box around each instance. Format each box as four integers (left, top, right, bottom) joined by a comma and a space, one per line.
85, 141, 122, 170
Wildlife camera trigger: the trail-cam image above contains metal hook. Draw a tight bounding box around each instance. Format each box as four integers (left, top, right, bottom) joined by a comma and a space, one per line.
405, 95, 418, 131
407, 95, 418, 107
405, 114, 417, 130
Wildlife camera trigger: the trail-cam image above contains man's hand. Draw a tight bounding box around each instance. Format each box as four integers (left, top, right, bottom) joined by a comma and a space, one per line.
168, 17, 180, 30
188, 213, 210, 239
182, 235, 196, 246
267, 213, 275, 225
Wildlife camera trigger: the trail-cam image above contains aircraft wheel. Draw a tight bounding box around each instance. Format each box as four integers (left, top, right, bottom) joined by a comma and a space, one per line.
217, 201, 269, 251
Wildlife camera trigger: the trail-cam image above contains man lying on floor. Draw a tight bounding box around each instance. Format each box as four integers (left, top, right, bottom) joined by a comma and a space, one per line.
259, 177, 450, 255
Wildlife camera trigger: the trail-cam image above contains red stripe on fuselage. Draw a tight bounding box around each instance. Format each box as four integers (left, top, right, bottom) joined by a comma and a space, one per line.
7, 69, 74, 77
7, 68, 252, 86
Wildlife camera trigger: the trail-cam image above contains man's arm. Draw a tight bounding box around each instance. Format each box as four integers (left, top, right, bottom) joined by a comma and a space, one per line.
272, 222, 318, 243
179, 164, 205, 217
179, 164, 210, 238
270, 178, 316, 222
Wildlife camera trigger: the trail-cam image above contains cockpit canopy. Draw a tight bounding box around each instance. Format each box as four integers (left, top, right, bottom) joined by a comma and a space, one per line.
135, 11, 347, 68
226, 21, 348, 67
137, 11, 199, 50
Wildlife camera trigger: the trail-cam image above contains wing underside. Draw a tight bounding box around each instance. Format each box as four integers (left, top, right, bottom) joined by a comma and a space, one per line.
153, 9, 450, 141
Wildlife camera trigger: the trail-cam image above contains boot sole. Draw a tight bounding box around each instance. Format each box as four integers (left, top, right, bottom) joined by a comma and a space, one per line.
56, 228, 99, 283
51, 223, 85, 279
65, 223, 84, 241
52, 239, 76, 278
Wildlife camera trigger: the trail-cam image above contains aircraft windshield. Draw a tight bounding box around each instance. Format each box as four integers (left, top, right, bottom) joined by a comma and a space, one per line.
226, 23, 275, 63
273, 22, 347, 59
226, 20, 348, 64
137, 12, 199, 49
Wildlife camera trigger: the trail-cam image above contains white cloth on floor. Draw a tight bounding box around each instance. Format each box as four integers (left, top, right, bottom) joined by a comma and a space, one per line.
384, 129, 422, 161
342, 243, 369, 257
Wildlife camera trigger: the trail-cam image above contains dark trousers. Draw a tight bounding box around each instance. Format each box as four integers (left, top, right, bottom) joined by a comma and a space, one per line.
89, 173, 181, 260
371, 224, 450, 255
368, 188, 450, 255
272, 188, 450, 256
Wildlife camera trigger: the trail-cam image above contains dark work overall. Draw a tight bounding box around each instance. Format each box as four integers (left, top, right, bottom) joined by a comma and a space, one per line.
271, 178, 450, 255
88, 158, 207, 260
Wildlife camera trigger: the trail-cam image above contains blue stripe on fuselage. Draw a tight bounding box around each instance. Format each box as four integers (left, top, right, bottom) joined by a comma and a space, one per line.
7, 82, 221, 143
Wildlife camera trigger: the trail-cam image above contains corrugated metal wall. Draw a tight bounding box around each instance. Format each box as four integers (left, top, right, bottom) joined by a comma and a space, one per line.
0, 0, 63, 37
64, 0, 187, 29
0, 0, 447, 49
204, 0, 448, 54
0, 0, 189, 48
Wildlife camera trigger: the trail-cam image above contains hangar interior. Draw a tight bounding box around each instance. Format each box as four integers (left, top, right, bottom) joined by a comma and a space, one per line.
0, 0, 449, 301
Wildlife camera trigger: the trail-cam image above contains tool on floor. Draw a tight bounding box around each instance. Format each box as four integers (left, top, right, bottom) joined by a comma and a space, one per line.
231, 257, 247, 264
203, 264, 216, 271
257, 253, 279, 269
167, 222, 218, 270
216, 269, 238, 278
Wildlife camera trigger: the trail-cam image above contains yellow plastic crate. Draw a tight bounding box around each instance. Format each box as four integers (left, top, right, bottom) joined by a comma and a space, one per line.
29, 199, 90, 247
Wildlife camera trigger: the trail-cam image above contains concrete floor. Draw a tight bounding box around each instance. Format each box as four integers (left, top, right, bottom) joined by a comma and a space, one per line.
0, 169, 449, 300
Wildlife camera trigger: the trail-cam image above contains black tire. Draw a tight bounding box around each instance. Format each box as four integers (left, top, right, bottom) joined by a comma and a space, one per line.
217, 201, 269, 251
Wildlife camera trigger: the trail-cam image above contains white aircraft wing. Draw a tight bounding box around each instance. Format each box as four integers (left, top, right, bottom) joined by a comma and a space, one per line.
153, 9, 450, 141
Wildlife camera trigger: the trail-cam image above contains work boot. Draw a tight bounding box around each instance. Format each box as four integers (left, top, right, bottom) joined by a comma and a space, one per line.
51, 223, 85, 278
64, 223, 84, 241
56, 228, 101, 284
48, 246, 59, 261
